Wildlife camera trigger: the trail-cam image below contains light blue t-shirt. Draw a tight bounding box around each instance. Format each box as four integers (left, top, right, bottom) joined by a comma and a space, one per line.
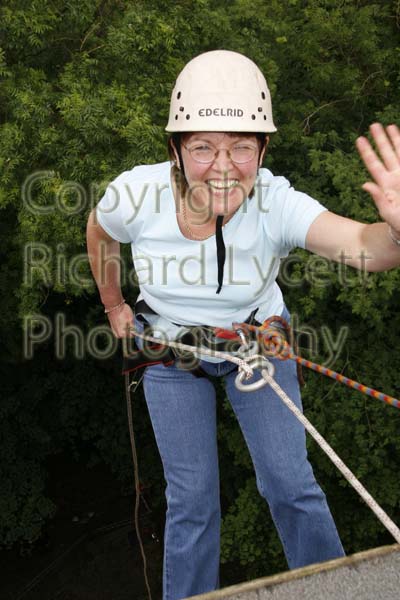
96, 161, 326, 330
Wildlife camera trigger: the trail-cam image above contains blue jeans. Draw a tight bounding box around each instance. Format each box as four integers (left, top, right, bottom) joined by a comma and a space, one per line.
139, 315, 345, 600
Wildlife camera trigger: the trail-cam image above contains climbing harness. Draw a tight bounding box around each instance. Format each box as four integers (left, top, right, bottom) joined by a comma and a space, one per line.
124, 315, 400, 600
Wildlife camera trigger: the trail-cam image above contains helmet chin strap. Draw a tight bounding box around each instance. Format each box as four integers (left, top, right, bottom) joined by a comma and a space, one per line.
215, 215, 226, 294
173, 134, 185, 178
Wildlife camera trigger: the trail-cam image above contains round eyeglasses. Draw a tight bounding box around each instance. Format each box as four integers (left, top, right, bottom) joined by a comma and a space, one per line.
182, 142, 258, 164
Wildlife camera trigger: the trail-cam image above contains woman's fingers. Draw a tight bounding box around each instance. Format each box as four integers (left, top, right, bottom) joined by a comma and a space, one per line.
361, 181, 387, 212
369, 123, 400, 172
356, 123, 400, 188
356, 134, 386, 185
107, 304, 135, 338
386, 124, 400, 158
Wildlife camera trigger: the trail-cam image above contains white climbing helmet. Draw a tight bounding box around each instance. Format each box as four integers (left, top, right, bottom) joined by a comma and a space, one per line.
166, 50, 277, 133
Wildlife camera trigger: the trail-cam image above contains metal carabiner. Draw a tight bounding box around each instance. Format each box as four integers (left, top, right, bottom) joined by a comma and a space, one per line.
237, 339, 259, 358
235, 355, 275, 392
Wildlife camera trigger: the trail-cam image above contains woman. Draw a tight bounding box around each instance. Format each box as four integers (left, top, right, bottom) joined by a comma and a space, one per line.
86, 50, 400, 600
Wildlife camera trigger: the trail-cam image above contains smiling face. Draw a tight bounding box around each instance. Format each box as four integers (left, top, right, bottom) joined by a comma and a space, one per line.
173, 132, 267, 224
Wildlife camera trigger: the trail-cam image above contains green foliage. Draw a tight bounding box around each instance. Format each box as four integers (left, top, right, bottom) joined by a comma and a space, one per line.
1, 0, 400, 583
0, 366, 56, 548
221, 479, 286, 577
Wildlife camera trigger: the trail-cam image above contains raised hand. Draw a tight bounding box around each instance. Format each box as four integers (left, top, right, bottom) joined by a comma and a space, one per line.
356, 123, 400, 235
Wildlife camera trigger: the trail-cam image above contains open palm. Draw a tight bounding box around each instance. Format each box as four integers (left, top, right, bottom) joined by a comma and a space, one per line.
356, 123, 400, 232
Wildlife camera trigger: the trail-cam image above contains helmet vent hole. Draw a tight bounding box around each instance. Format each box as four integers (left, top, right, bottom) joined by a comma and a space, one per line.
175, 115, 178, 120
261, 91, 266, 99
179, 106, 184, 112
177, 91, 181, 99
251, 114, 256, 120
263, 115, 267, 120
258, 107, 262, 112
186, 114, 190, 120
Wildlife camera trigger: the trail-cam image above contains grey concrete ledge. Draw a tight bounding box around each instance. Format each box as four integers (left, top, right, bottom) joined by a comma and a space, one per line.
185, 544, 400, 600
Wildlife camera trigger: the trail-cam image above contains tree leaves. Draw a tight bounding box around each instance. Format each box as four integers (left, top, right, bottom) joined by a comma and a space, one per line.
2, 0, 400, 570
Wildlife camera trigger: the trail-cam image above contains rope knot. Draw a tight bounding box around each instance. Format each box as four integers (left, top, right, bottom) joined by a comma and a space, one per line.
237, 358, 254, 380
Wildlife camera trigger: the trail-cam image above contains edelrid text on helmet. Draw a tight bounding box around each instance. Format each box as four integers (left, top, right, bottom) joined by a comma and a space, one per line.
166, 50, 277, 133
198, 108, 243, 117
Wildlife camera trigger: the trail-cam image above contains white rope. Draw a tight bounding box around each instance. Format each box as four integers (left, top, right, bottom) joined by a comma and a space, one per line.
130, 327, 254, 378
261, 371, 400, 544
129, 326, 400, 544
